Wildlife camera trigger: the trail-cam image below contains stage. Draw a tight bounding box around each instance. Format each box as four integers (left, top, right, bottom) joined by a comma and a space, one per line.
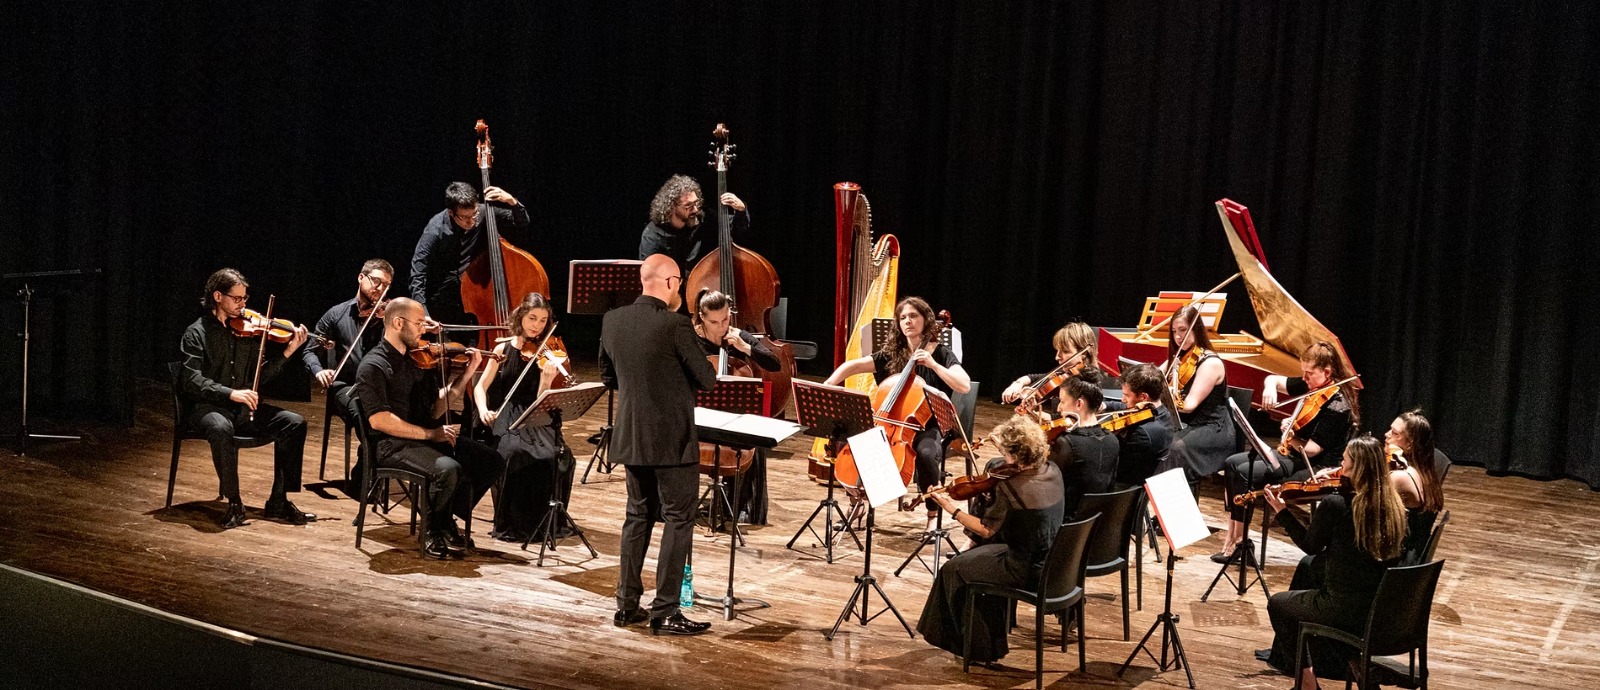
2, 372, 1594, 689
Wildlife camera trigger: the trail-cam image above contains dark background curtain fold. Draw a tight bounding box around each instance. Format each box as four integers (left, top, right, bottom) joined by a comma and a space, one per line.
5, 1, 1596, 485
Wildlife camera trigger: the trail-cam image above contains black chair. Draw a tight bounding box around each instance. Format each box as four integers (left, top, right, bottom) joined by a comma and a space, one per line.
166, 362, 273, 508
317, 382, 353, 482
1295, 559, 1445, 690
1420, 510, 1450, 565
1433, 448, 1452, 484
1075, 486, 1144, 640
346, 391, 472, 550
963, 514, 1098, 690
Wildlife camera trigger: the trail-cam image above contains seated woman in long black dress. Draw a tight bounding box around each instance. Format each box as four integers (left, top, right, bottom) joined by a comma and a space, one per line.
824, 296, 971, 533
1216, 341, 1358, 564
1385, 409, 1446, 564
691, 289, 781, 525
1260, 435, 1409, 688
917, 415, 1064, 664
472, 292, 570, 543
1161, 305, 1234, 482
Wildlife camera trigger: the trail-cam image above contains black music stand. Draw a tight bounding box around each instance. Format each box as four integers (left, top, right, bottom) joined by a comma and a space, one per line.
893, 386, 963, 577
694, 376, 767, 544
1201, 398, 1275, 601
786, 381, 868, 563
5, 269, 100, 456
567, 260, 643, 483
510, 382, 607, 565
694, 406, 801, 621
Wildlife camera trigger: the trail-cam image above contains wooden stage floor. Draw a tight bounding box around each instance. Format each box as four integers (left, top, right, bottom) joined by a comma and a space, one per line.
3, 373, 1595, 689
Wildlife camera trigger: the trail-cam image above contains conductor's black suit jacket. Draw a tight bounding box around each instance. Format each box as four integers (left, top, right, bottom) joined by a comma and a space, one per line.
599, 295, 718, 466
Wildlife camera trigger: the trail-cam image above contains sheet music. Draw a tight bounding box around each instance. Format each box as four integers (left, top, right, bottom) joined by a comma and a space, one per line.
847, 427, 907, 509
694, 408, 803, 445
694, 407, 741, 429
1145, 468, 1208, 551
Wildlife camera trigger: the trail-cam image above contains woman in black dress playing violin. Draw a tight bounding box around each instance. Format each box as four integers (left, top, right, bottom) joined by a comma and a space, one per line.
1162, 305, 1234, 481
824, 296, 972, 532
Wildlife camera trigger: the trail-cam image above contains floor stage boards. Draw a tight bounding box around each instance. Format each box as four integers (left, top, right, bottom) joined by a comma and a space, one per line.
2, 372, 1596, 689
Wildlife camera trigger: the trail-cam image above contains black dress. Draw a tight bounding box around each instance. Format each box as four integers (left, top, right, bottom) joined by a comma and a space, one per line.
483, 347, 571, 542
872, 345, 962, 508
1165, 351, 1235, 477
918, 462, 1066, 662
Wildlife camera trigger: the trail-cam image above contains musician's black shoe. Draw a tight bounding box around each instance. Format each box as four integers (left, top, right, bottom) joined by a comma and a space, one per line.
650, 612, 711, 636
1254, 648, 1273, 663
422, 532, 463, 560
444, 521, 474, 551
264, 498, 315, 525
613, 608, 649, 627
1210, 546, 1257, 567
220, 501, 247, 530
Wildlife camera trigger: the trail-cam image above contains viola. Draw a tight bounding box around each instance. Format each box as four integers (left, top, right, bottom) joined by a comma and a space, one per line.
1039, 413, 1080, 443
407, 341, 506, 369
1099, 401, 1157, 433
1014, 345, 1090, 416
1275, 375, 1360, 455
524, 334, 575, 389
899, 463, 1022, 511
228, 308, 333, 349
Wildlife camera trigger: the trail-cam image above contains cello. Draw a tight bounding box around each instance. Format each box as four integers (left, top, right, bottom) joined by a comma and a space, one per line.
459, 119, 551, 350
830, 313, 951, 493
685, 124, 797, 416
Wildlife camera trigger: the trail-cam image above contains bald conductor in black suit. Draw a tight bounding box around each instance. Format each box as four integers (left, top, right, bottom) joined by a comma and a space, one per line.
602, 253, 719, 636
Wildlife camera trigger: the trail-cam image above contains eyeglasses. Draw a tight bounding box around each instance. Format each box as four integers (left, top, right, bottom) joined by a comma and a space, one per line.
676, 200, 702, 212
221, 293, 249, 303
664, 275, 682, 286
361, 273, 391, 290
394, 315, 425, 328
450, 209, 481, 224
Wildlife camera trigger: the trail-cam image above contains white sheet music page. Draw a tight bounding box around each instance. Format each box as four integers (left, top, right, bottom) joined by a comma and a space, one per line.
1144, 468, 1209, 551
847, 427, 907, 509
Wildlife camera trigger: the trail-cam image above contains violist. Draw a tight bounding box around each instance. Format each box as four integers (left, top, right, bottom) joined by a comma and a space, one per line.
824, 296, 972, 532
1110, 362, 1174, 488
472, 292, 572, 544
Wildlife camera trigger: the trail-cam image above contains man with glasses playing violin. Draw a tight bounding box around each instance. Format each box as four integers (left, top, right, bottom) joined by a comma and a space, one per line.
304, 259, 394, 393
638, 174, 749, 274
409, 181, 529, 339
353, 298, 506, 560
177, 268, 313, 529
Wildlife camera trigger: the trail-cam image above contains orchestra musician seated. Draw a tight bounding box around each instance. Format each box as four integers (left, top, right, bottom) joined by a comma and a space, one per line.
1046, 373, 1120, 519
354, 298, 506, 559
823, 296, 971, 532
1109, 363, 1174, 489
1257, 435, 1409, 689
1161, 305, 1235, 485
916, 415, 1064, 664
472, 292, 571, 544
999, 321, 1100, 416
692, 289, 781, 525
1386, 409, 1446, 564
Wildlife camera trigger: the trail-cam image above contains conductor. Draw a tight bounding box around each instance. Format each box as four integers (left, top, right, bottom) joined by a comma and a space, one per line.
601, 254, 718, 635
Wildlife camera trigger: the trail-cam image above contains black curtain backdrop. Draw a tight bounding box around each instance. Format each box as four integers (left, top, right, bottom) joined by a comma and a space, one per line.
6, 2, 1597, 485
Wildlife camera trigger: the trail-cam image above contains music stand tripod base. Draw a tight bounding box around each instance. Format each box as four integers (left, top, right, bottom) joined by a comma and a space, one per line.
1117, 555, 1196, 689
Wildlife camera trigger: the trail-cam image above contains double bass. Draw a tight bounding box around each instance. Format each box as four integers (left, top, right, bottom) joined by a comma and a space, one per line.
685, 124, 797, 416
459, 120, 551, 350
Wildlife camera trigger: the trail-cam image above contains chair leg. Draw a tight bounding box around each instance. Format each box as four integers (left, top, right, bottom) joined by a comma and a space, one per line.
318, 410, 332, 481
342, 424, 352, 482
1294, 625, 1308, 690
961, 590, 976, 673
1076, 601, 1086, 673
1035, 605, 1046, 690
354, 474, 372, 549
1121, 567, 1131, 641
166, 438, 182, 508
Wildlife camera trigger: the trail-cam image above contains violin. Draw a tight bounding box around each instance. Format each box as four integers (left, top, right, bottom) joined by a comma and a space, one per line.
228, 308, 333, 349
1233, 450, 1406, 507
900, 463, 1022, 511
1167, 346, 1207, 402
531, 335, 575, 389
1275, 375, 1360, 455
407, 341, 506, 369
1099, 401, 1157, 433
1014, 345, 1090, 416
356, 299, 389, 319
1039, 413, 1080, 443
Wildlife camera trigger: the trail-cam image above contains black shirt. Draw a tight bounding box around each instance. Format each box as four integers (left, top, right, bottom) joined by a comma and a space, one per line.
1275, 492, 1398, 602
353, 338, 443, 457
696, 329, 781, 372
637, 208, 751, 275
1115, 405, 1173, 486
178, 315, 292, 408
302, 297, 385, 386
1049, 425, 1120, 519
409, 201, 531, 322
1284, 377, 1354, 469
871, 344, 961, 397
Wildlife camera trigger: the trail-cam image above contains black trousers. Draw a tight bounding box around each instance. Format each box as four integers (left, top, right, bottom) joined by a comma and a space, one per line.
189, 403, 306, 502
1266, 587, 1365, 679
1223, 450, 1297, 522
912, 426, 945, 511
377, 437, 505, 532
616, 462, 698, 618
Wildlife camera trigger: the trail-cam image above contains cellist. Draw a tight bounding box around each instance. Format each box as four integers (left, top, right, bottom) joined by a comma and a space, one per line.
1214, 341, 1357, 565
409, 181, 531, 341
692, 288, 780, 525
638, 174, 749, 276
824, 296, 971, 532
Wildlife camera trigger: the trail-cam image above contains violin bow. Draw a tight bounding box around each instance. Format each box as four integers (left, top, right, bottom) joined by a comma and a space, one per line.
1258, 374, 1361, 411
492, 322, 559, 421
329, 283, 389, 383
247, 295, 276, 423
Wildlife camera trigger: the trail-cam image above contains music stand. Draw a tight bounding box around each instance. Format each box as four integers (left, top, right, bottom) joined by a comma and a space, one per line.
695, 376, 767, 544
693, 406, 801, 621
825, 423, 916, 641
1201, 398, 1275, 601
894, 386, 963, 577
1119, 468, 1206, 689
786, 381, 869, 563
568, 260, 644, 483
509, 382, 607, 565
5, 268, 100, 456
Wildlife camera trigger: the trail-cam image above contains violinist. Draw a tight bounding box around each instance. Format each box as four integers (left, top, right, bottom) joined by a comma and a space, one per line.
692, 289, 779, 524
304, 259, 393, 392
1258, 435, 1409, 688
638, 174, 750, 276
1046, 373, 1120, 519
409, 181, 530, 339
353, 298, 506, 560
823, 297, 972, 532
916, 415, 1063, 665
177, 268, 313, 529
999, 322, 1099, 413
1110, 363, 1173, 488
471, 292, 571, 544
1162, 305, 1235, 481
1216, 341, 1356, 565
1386, 409, 1445, 563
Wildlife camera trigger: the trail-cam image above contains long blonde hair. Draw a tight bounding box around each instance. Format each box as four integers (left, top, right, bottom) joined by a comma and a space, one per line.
1344, 435, 1408, 562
